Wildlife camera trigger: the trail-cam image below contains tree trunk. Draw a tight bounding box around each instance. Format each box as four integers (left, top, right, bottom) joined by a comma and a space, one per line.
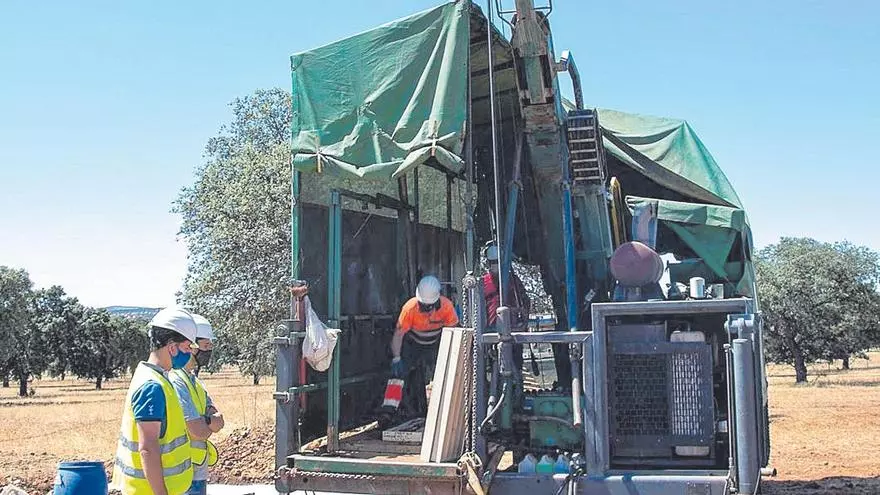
793, 352, 808, 383
2, 374, 8, 388
842, 356, 851, 370
783, 327, 808, 383
18, 374, 28, 397
253, 374, 260, 385
96, 375, 103, 390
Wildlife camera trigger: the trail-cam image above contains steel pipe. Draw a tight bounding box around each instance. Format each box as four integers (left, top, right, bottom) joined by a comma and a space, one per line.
733, 338, 759, 494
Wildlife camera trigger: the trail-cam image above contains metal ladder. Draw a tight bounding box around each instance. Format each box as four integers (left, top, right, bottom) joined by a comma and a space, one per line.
567, 109, 607, 185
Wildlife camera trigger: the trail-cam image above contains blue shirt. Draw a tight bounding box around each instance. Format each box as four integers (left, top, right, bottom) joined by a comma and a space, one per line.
131, 362, 168, 437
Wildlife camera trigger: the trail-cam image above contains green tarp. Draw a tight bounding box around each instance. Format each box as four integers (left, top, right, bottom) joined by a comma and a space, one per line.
289, 0, 742, 213
287, 1, 754, 292
290, 2, 469, 180
598, 109, 743, 208
626, 196, 755, 296
626, 195, 747, 232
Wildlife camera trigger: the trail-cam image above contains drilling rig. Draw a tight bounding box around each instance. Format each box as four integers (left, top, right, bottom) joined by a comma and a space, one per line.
273, 1, 771, 493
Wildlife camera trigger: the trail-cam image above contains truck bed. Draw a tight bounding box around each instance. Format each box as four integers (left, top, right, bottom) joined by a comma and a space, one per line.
298, 419, 515, 466
300, 421, 422, 462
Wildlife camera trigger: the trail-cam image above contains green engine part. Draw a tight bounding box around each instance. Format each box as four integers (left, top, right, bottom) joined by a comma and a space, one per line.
527, 393, 582, 450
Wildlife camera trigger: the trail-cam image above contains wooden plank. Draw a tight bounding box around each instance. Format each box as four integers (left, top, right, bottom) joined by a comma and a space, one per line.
420, 328, 474, 462
441, 329, 473, 461
420, 327, 455, 461
434, 329, 465, 461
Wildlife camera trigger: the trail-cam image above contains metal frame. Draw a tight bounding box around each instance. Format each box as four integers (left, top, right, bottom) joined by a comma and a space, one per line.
280, 470, 731, 495
588, 299, 755, 479
487, 473, 730, 495
319, 184, 460, 453
326, 190, 343, 451
274, 318, 302, 488
557, 50, 583, 110
280, 456, 462, 495
275, 169, 304, 488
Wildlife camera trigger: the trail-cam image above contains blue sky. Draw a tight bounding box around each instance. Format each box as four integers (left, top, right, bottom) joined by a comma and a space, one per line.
1, 1, 877, 307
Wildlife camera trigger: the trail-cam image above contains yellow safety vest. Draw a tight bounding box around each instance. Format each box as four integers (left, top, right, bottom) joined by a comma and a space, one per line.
171, 369, 219, 467
112, 363, 193, 495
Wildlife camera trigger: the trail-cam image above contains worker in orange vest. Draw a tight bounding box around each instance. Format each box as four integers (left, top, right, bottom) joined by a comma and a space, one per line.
384, 275, 459, 421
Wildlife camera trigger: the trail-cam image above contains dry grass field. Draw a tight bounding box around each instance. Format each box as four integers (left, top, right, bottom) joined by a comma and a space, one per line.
1, 356, 879, 494
0, 369, 275, 493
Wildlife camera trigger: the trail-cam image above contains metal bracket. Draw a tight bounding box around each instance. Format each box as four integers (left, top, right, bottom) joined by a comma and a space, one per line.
335, 188, 415, 212
557, 50, 583, 110
273, 333, 307, 347
725, 314, 756, 338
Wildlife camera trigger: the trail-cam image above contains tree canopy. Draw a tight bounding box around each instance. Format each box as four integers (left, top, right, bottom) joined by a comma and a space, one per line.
174, 88, 292, 383
756, 237, 880, 382
0, 267, 151, 395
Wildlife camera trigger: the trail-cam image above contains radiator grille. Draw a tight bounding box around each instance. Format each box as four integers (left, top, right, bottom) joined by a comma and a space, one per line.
611, 354, 669, 436
671, 351, 711, 437
607, 340, 714, 458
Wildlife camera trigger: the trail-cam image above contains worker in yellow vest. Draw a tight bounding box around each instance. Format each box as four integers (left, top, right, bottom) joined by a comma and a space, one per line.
170, 313, 224, 495
112, 307, 198, 495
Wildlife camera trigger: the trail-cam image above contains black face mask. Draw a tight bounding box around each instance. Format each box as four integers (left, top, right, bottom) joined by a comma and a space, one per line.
195, 350, 213, 368
418, 301, 441, 313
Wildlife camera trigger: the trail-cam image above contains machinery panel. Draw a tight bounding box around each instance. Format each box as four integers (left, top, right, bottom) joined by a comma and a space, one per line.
608, 341, 714, 457
589, 299, 754, 473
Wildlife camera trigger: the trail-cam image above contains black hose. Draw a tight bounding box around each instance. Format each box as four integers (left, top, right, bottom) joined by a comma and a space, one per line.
480, 382, 509, 433
554, 473, 573, 495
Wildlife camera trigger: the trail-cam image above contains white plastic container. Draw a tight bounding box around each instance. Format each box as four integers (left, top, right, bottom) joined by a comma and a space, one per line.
517, 454, 537, 474
536, 455, 556, 474
711, 283, 725, 299
554, 454, 570, 473
689, 277, 705, 298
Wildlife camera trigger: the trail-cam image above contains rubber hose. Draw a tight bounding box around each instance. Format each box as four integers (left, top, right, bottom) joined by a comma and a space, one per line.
479, 382, 509, 434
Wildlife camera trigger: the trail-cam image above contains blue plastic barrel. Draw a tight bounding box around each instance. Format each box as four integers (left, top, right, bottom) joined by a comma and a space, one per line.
54, 461, 108, 495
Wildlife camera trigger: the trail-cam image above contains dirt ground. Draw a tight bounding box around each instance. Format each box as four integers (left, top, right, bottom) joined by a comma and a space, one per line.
761, 355, 880, 494
2, 357, 879, 494
0, 369, 273, 494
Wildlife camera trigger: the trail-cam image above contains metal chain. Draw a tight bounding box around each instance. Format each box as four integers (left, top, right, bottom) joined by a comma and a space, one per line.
469, 277, 480, 455
461, 273, 480, 455
460, 276, 470, 448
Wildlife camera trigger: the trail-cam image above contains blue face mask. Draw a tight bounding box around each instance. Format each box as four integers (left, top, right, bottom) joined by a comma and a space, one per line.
171, 346, 192, 369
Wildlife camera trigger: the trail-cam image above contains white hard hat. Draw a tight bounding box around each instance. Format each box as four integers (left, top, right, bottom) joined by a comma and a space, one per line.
191, 313, 216, 342
149, 307, 198, 343
486, 245, 499, 262
416, 275, 442, 305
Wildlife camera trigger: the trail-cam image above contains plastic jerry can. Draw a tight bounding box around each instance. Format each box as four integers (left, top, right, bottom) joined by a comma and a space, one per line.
554, 454, 570, 473
536, 455, 556, 474
517, 454, 537, 473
